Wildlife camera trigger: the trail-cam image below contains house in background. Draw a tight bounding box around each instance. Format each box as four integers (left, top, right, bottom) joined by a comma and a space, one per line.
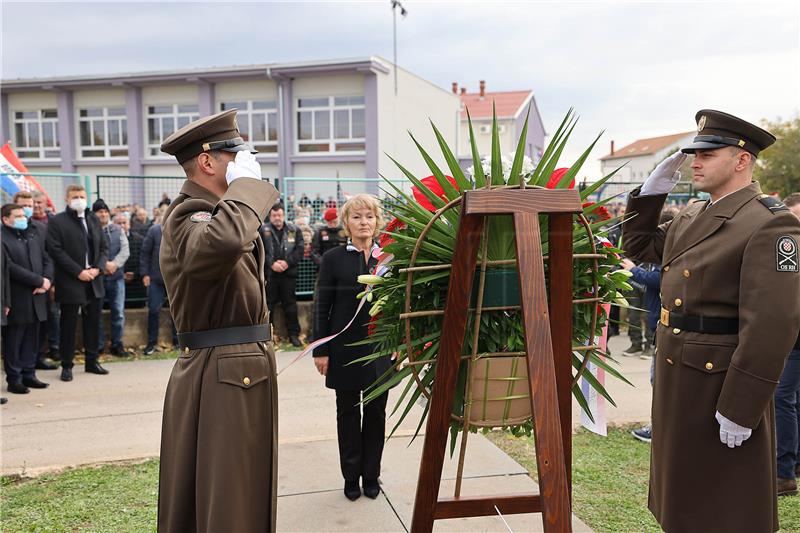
599, 131, 695, 184
454, 80, 546, 171
1, 56, 460, 209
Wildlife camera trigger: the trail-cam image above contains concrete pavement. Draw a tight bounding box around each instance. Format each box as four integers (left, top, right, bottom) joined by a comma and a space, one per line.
1, 334, 650, 531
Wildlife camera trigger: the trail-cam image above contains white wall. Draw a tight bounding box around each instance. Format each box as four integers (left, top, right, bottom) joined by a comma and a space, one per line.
292, 74, 363, 98
215, 79, 278, 106
376, 65, 459, 182
73, 89, 125, 108
142, 85, 198, 106
7, 91, 58, 111
458, 117, 517, 160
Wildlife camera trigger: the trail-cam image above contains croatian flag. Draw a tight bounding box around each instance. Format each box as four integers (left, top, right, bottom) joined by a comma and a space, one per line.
0, 143, 53, 208
580, 303, 610, 436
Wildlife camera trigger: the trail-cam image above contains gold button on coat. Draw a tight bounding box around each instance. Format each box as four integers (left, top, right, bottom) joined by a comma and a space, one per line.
683, 269, 691, 278
242, 376, 251, 386
184, 347, 190, 353
664, 266, 670, 272
675, 298, 682, 307
666, 358, 674, 365
673, 328, 681, 334
705, 362, 714, 370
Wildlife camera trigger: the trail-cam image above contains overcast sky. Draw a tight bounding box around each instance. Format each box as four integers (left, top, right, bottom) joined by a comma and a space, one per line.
3, 0, 799, 178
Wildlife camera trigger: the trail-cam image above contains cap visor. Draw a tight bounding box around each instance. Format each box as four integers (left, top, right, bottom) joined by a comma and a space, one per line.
681, 141, 729, 154
220, 143, 258, 155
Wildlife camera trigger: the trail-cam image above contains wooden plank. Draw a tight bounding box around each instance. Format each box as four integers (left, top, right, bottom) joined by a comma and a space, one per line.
434, 494, 542, 519
548, 212, 574, 492
514, 212, 572, 533
411, 212, 485, 533
464, 188, 581, 215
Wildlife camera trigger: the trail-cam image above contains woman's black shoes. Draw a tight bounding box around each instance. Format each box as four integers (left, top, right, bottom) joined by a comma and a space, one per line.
363, 479, 380, 499
344, 480, 361, 501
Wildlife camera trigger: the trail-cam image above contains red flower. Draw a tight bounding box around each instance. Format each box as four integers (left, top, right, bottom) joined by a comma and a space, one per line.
368, 313, 382, 336
379, 217, 407, 248
582, 201, 611, 221
411, 175, 457, 212
546, 168, 575, 190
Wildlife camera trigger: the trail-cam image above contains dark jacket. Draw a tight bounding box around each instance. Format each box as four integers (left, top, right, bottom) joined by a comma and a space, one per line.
46, 208, 108, 304
1, 223, 53, 324
313, 244, 392, 390
310, 225, 345, 266
261, 222, 304, 278
629, 263, 661, 332
1, 245, 9, 327
140, 223, 164, 284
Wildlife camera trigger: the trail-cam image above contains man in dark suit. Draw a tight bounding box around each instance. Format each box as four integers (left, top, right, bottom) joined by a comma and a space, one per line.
261, 203, 304, 347
1, 203, 53, 393
45, 184, 109, 381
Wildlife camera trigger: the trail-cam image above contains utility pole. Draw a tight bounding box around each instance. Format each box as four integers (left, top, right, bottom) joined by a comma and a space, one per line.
391, 0, 407, 95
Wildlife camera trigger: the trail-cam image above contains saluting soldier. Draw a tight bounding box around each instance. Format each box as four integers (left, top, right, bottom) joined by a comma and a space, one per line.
623, 109, 800, 533
310, 207, 345, 266
261, 203, 304, 347
157, 109, 280, 533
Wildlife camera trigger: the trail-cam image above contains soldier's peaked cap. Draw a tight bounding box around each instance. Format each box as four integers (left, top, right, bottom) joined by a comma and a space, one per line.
681, 109, 776, 157
160, 109, 256, 164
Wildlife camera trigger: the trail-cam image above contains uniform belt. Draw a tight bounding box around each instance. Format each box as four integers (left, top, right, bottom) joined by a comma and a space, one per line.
178, 324, 271, 351
659, 308, 738, 335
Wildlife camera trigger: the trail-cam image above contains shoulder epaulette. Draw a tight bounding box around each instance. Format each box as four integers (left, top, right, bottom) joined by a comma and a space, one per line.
758, 194, 789, 214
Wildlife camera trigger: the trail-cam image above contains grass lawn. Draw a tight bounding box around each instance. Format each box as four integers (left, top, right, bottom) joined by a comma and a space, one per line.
487, 425, 800, 532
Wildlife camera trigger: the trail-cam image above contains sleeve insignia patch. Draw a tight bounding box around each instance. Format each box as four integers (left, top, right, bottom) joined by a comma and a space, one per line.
189, 211, 212, 223
776, 236, 798, 272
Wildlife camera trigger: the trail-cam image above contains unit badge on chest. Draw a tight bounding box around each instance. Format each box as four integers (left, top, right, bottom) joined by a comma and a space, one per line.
776, 236, 798, 272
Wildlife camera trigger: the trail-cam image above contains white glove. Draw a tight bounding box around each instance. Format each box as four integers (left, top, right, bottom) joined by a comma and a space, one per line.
225, 150, 262, 185
639, 151, 687, 196
715, 411, 752, 448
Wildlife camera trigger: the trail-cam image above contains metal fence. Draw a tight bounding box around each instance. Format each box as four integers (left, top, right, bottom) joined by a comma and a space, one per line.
1, 171, 90, 206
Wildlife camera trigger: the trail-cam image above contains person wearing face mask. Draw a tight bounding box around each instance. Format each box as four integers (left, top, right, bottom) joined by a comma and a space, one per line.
157, 109, 280, 533
1, 203, 53, 393
12, 191, 57, 371
313, 194, 393, 502
45, 184, 109, 381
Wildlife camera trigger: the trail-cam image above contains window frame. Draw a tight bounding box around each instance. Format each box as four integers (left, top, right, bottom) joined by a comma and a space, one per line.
76, 106, 129, 160
12, 108, 60, 160
295, 95, 366, 156
218, 99, 279, 155
144, 103, 200, 158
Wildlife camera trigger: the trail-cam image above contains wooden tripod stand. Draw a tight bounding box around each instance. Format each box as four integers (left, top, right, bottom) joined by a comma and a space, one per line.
410, 188, 582, 532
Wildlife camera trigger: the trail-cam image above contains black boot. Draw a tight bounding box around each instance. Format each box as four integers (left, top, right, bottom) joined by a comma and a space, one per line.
363, 479, 380, 499
344, 480, 361, 501
8, 382, 29, 394
85, 361, 109, 375
22, 377, 49, 389
60, 367, 73, 381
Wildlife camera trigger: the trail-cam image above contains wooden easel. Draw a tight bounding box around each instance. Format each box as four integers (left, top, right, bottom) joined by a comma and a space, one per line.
410, 188, 581, 532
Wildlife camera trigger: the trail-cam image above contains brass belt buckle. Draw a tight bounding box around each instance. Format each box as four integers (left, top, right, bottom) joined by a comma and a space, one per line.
660, 308, 670, 327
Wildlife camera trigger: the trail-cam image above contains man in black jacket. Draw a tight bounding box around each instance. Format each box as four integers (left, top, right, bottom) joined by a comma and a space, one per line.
45, 184, 110, 381
1, 203, 53, 393
261, 203, 304, 347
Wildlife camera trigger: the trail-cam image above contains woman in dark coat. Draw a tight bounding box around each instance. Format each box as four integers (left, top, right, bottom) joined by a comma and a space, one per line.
313, 193, 393, 501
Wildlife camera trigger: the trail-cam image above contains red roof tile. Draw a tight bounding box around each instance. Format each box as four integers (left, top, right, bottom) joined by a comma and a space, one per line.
460, 90, 532, 119
600, 131, 695, 160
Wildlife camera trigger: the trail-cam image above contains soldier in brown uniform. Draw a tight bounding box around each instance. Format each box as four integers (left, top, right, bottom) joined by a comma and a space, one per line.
623, 109, 800, 532
157, 109, 280, 532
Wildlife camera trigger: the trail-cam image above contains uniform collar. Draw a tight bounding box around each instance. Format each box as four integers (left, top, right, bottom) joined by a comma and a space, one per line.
704, 181, 761, 219
179, 179, 220, 204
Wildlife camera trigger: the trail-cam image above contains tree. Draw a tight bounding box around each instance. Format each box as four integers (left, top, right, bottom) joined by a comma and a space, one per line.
754, 116, 800, 198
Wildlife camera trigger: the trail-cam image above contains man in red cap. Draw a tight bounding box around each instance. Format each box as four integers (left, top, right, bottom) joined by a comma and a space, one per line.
311, 207, 345, 266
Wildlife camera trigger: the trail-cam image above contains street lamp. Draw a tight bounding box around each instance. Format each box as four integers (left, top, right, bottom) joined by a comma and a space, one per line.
391, 0, 408, 95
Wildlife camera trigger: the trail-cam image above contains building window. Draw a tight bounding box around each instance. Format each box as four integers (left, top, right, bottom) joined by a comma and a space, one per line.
78, 107, 128, 158
13, 109, 60, 159
220, 100, 278, 153
296, 95, 365, 154
146, 104, 199, 157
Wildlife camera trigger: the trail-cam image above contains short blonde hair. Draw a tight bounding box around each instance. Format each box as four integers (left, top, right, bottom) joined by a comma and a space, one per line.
341, 194, 384, 238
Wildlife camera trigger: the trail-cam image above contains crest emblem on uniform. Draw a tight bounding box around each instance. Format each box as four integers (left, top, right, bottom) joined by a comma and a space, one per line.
697, 115, 707, 132
776, 236, 798, 272
190, 211, 212, 223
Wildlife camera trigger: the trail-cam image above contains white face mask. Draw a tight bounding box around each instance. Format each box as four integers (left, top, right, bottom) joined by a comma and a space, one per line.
69, 198, 87, 213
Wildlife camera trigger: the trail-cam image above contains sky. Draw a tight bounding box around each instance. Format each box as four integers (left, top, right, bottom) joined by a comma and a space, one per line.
2, 0, 799, 179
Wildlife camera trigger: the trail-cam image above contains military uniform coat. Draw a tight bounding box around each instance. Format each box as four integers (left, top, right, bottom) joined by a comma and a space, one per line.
157, 178, 280, 533
623, 182, 800, 533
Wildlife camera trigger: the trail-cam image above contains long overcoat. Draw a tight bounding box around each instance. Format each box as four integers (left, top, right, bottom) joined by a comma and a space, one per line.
45, 208, 107, 304
1, 224, 53, 324
312, 244, 392, 390
157, 178, 280, 533
623, 182, 800, 533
